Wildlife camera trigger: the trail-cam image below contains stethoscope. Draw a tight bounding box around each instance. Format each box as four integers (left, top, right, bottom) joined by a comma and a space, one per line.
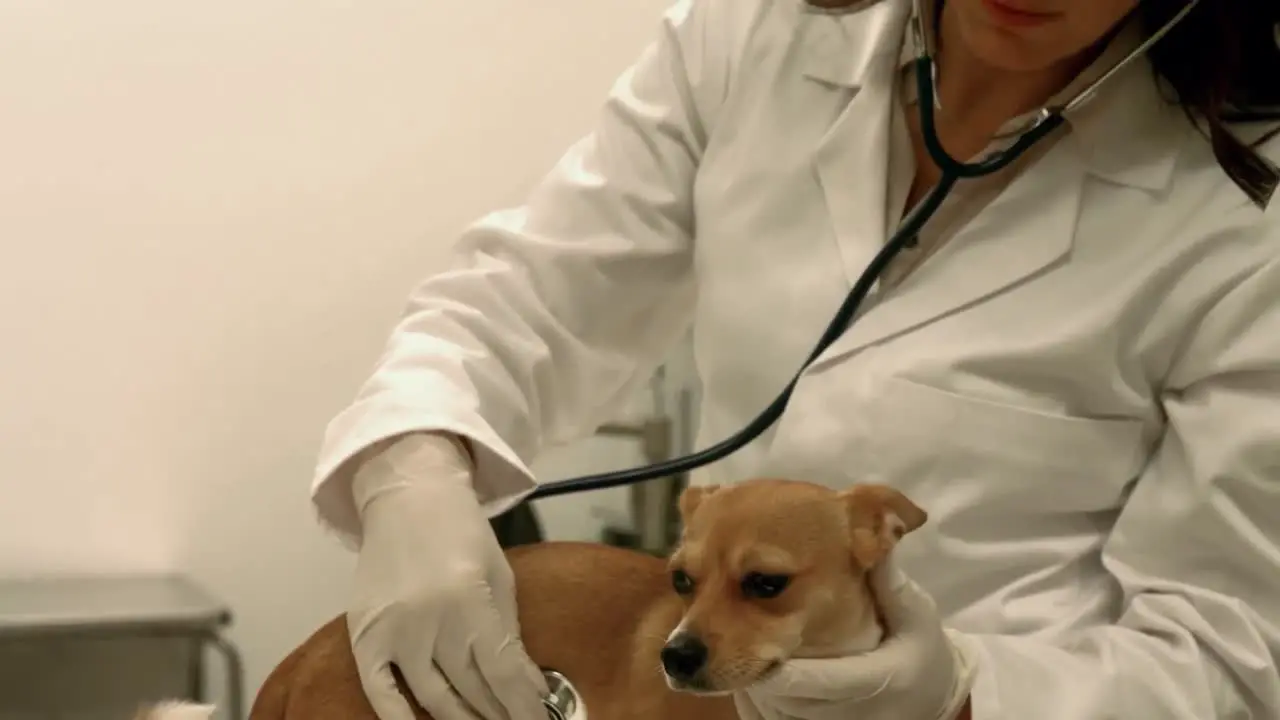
526, 0, 1202, 503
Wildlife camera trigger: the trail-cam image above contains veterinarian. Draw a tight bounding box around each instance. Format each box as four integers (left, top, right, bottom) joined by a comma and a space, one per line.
311, 0, 1280, 717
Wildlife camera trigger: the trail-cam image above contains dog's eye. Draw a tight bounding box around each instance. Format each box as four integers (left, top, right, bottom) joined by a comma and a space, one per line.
741, 572, 790, 599
671, 569, 695, 595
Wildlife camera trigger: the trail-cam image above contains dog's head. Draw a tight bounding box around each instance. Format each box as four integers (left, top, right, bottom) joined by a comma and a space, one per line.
660, 477, 926, 695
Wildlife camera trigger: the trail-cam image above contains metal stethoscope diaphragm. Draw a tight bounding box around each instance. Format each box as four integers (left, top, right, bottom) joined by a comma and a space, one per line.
540, 670, 586, 720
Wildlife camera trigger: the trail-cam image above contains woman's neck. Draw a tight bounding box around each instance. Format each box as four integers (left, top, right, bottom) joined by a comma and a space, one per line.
932, 2, 1096, 129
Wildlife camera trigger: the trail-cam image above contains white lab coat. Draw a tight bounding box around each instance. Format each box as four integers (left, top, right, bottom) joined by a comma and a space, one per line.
311, 0, 1280, 717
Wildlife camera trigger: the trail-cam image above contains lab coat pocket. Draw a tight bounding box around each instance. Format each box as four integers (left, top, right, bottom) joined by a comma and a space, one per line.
869, 377, 1149, 518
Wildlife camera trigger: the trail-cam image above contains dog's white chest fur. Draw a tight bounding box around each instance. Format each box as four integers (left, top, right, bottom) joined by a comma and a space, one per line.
137, 701, 216, 720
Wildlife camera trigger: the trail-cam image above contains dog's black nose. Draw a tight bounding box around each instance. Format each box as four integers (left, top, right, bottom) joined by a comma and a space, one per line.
661, 633, 709, 680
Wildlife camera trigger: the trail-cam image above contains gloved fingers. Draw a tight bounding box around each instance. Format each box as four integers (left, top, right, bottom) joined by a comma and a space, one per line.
873, 553, 909, 594
479, 546, 551, 695
483, 549, 549, 699
869, 559, 937, 633
744, 687, 869, 719
732, 692, 773, 720
755, 655, 898, 701
485, 543, 520, 635
441, 592, 546, 720
434, 598, 547, 720
432, 631, 510, 720
474, 633, 550, 720
397, 654, 486, 720
358, 663, 427, 720
757, 607, 951, 701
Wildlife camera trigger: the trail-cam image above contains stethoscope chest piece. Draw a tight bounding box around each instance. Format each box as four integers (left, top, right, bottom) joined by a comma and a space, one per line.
542, 670, 587, 720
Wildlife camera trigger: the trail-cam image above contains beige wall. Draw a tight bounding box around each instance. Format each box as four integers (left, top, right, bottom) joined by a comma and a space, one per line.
0, 0, 680, 717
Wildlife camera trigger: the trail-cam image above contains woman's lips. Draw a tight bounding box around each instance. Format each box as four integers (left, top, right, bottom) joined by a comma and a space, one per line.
980, 0, 1060, 28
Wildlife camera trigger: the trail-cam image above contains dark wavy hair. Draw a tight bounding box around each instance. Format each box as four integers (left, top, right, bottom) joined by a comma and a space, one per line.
806, 0, 1280, 207
1143, 0, 1280, 207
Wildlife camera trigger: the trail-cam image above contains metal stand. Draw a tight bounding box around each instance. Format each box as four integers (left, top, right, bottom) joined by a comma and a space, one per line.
0, 574, 244, 720
597, 367, 696, 556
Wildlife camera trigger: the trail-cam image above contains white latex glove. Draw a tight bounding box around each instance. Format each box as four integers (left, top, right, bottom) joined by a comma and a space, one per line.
734, 560, 978, 720
346, 432, 549, 720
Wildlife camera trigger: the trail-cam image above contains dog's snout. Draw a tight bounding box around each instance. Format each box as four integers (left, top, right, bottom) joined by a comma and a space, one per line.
661, 632, 709, 681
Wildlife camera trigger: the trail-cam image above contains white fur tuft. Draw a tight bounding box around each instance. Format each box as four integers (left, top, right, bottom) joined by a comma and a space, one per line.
884, 511, 906, 540
138, 701, 217, 720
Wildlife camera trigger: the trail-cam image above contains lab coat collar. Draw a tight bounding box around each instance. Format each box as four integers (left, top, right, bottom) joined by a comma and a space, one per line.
798, 0, 911, 89
800, 0, 1187, 193
795, 1, 1188, 371
806, 136, 1087, 372
1060, 43, 1189, 193
1027, 13, 1188, 193
799, 0, 1085, 371
802, 0, 914, 287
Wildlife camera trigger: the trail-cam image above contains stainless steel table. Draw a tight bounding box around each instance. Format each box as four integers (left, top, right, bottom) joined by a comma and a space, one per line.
0, 574, 243, 719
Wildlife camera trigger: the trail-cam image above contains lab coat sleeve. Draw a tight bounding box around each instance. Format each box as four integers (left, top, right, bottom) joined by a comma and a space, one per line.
962, 242, 1280, 717
309, 0, 742, 544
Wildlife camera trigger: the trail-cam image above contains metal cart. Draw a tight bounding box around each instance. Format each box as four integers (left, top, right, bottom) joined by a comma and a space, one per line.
0, 574, 243, 720
596, 365, 699, 556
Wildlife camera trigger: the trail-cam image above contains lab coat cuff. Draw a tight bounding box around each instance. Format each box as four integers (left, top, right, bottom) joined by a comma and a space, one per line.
310, 395, 537, 549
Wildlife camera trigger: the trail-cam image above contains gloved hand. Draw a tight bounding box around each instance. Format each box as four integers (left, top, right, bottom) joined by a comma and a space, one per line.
734, 559, 978, 720
346, 432, 549, 720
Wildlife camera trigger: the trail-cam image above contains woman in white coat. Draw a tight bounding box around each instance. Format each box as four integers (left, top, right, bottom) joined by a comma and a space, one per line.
310, 0, 1280, 718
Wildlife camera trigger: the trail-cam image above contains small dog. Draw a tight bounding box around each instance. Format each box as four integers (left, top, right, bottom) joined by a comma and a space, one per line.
138, 477, 926, 720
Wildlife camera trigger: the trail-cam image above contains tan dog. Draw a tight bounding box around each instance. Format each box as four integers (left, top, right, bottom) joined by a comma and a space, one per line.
139, 478, 926, 720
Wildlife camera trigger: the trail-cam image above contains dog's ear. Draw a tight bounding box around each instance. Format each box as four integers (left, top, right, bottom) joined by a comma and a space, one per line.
677, 484, 721, 523
839, 484, 927, 569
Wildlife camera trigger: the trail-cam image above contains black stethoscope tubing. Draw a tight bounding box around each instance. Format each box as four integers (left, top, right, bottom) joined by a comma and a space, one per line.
527, 55, 1065, 501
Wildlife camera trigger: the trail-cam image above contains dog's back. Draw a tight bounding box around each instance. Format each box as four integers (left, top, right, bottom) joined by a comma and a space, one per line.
243, 541, 734, 720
